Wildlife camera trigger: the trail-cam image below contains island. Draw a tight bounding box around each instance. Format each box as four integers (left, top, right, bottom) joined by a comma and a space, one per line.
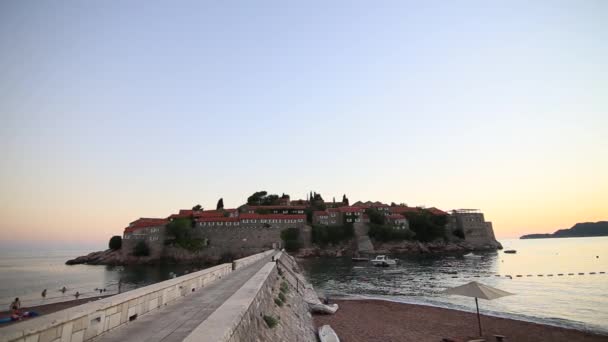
67, 191, 503, 265
520, 221, 608, 239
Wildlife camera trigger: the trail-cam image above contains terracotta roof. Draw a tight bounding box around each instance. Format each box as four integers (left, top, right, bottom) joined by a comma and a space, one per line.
389, 206, 421, 214
124, 218, 168, 233
427, 207, 448, 216
313, 211, 328, 217
388, 214, 406, 220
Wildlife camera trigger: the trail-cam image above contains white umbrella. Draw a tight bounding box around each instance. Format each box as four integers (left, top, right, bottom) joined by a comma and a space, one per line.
442, 281, 514, 336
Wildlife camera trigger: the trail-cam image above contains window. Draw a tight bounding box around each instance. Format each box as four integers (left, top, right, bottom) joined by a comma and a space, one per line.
218, 222, 223, 226
347, 219, 352, 222
298, 219, 303, 222
243, 219, 248, 223
226, 222, 231, 226
235, 222, 239, 226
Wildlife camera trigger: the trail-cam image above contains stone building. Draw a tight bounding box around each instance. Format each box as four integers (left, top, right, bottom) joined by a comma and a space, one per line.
239, 205, 306, 215
388, 214, 409, 229
446, 209, 500, 248
312, 208, 342, 226
122, 218, 169, 257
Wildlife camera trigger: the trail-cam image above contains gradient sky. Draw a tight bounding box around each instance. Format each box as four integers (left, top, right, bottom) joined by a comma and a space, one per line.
1, 1, 607, 245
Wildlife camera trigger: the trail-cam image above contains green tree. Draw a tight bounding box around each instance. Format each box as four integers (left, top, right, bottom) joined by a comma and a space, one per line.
192, 204, 202, 211
365, 208, 386, 225
109, 235, 122, 250
133, 241, 150, 256
216, 198, 224, 210
167, 218, 193, 241
280, 228, 301, 252
342, 194, 349, 205
404, 209, 448, 242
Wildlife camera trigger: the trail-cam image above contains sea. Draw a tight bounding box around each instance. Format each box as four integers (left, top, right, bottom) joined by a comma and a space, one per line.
298, 237, 608, 335
0, 238, 606, 335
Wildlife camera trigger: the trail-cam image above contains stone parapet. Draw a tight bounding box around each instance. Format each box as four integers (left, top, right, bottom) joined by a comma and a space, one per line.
0, 263, 232, 342
233, 249, 276, 270
184, 261, 278, 342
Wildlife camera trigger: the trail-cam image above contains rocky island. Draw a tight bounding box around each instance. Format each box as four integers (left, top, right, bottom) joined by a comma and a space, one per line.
67, 191, 502, 266
520, 221, 608, 239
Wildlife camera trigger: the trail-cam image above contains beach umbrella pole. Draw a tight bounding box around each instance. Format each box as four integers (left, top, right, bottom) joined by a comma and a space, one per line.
475, 297, 482, 336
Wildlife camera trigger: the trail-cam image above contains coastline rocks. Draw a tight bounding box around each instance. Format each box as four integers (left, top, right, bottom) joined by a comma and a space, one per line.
66, 249, 123, 265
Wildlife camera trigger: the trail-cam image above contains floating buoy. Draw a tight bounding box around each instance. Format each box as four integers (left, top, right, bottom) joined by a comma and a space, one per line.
516, 275, 522, 277
558, 274, 564, 276
600, 272, 605, 274
568, 273, 574, 275
527, 275, 533, 277
578, 273, 584, 275
590, 272, 596, 275
538, 274, 544, 277
547, 274, 553, 277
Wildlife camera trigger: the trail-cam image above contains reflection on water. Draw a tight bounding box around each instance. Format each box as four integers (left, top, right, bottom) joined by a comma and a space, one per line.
0, 249, 209, 308
299, 237, 608, 335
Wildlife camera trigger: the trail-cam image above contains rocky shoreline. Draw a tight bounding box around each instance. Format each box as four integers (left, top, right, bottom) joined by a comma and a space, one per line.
66, 240, 502, 266
295, 240, 502, 258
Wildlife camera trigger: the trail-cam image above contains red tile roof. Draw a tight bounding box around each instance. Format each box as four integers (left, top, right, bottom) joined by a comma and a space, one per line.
427, 207, 448, 216
124, 218, 168, 232
388, 214, 406, 220
313, 211, 328, 216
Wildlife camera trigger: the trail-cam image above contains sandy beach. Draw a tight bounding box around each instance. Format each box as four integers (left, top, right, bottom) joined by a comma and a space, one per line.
313, 299, 608, 342
0, 295, 113, 326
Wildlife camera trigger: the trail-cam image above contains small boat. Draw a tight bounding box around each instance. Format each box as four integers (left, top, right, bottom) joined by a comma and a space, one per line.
463, 252, 482, 259
371, 255, 397, 267
504, 250, 517, 254
319, 325, 340, 342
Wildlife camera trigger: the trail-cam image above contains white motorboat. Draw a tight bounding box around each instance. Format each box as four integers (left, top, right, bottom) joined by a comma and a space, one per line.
371, 255, 397, 267
463, 252, 482, 259
319, 325, 340, 342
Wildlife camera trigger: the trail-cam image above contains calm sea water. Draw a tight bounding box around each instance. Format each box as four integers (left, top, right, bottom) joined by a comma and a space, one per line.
299, 237, 608, 335
0, 248, 199, 310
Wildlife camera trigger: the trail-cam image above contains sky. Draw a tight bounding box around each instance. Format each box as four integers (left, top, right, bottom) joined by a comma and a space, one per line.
1, 1, 607, 245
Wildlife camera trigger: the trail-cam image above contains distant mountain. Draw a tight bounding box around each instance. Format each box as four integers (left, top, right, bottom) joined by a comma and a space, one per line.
520, 221, 608, 239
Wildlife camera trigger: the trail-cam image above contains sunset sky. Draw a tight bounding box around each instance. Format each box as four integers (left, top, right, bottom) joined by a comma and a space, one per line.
1, 1, 606, 245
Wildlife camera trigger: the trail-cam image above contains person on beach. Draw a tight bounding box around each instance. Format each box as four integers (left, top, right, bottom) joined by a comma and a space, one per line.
75, 291, 80, 299
41, 289, 47, 298
10, 298, 21, 313
61, 286, 67, 293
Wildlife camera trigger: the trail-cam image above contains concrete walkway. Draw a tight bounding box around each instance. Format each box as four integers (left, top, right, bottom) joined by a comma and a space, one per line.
93, 256, 273, 342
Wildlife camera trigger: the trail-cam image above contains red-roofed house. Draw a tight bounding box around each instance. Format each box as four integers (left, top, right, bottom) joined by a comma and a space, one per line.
196, 213, 306, 230
387, 214, 409, 229
122, 218, 169, 257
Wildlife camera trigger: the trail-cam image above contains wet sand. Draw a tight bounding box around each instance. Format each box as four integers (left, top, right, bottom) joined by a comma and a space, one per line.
0, 295, 113, 325
313, 299, 608, 342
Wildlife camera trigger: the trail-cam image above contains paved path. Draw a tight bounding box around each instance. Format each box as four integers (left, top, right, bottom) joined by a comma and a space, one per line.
93, 256, 274, 342
354, 222, 374, 253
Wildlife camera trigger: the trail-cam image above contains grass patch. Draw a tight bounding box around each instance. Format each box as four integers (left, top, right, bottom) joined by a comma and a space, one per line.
280, 281, 289, 293
263, 315, 278, 328
274, 297, 284, 307
278, 292, 286, 302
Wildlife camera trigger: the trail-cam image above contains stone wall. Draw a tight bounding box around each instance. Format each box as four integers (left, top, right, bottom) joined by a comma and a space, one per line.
0, 263, 232, 342
192, 226, 287, 258
183, 252, 316, 342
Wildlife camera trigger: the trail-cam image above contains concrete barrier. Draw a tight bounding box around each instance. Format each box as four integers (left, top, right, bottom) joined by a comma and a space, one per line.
184, 261, 277, 342
0, 263, 232, 342
232, 249, 275, 270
